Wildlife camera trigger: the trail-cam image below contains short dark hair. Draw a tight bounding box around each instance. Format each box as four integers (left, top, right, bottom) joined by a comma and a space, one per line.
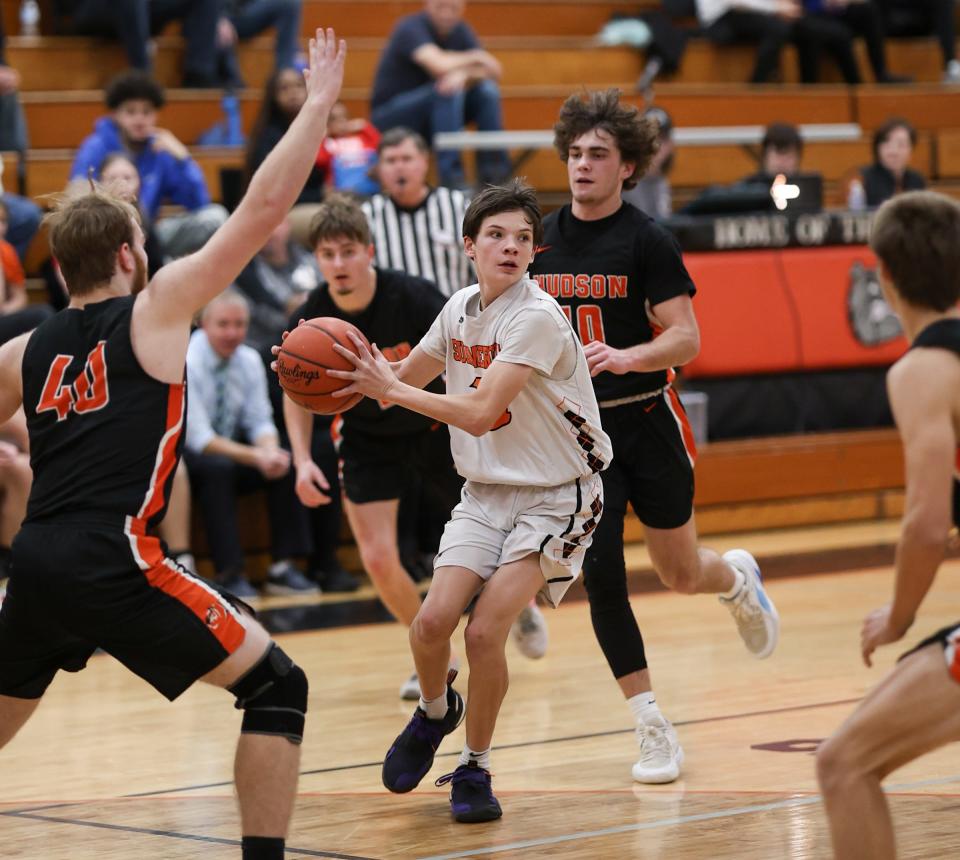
45, 191, 140, 297
308, 193, 372, 248
377, 126, 429, 156
462, 179, 543, 247
762, 122, 803, 156
870, 190, 960, 312
552, 89, 658, 189
872, 116, 916, 163
105, 70, 165, 110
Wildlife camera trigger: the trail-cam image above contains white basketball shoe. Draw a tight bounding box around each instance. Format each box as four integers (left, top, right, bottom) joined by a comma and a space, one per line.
720, 549, 780, 659
511, 601, 548, 659
632, 719, 684, 784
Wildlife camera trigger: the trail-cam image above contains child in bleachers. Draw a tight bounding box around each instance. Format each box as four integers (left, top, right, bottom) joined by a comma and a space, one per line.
0, 199, 51, 345
315, 102, 380, 197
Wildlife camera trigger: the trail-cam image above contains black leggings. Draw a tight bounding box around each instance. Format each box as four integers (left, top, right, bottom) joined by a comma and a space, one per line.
581, 396, 696, 680
583, 500, 649, 679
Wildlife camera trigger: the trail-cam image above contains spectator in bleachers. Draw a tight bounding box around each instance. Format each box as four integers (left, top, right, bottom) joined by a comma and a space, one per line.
0, 18, 42, 262
216, 0, 303, 89
69, 71, 228, 259
369, 0, 510, 187
800, 0, 910, 84
0, 200, 52, 346
695, 0, 801, 83
744, 121, 804, 180
622, 106, 674, 219
850, 117, 926, 208
98, 153, 164, 275
362, 127, 471, 299
183, 289, 316, 599
876, 0, 959, 84
245, 67, 327, 246
55, 0, 220, 87
316, 102, 381, 197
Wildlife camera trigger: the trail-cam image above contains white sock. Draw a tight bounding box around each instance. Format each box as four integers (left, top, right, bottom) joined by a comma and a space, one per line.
628, 692, 665, 727
721, 565, 746, 600
420, 690, 448, 720
459, 745, 491, 770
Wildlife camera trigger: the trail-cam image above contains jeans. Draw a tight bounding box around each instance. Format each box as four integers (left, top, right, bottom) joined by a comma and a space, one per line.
71, 0, 219, 83
372, 79, 510, 186
2, 194, 41, 260
232, 0, 302, 68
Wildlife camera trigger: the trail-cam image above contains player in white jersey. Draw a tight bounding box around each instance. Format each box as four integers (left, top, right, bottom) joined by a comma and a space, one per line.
327, 180, 611, 822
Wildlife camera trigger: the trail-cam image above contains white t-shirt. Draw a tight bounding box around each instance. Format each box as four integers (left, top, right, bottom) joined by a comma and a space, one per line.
419, 276, 612, 486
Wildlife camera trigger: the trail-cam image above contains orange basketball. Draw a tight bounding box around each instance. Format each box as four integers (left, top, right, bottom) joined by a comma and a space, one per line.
276, 317, 372, 415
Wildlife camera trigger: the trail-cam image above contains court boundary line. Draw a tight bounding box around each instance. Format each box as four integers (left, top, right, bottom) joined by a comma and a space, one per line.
6, 772, 957, 860
0, 810, 377, 860
117, 695, 860, 799
414, 773, 960, 860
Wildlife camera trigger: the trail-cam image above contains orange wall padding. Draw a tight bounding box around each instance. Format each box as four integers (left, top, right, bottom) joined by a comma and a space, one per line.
684, 246, 908, 379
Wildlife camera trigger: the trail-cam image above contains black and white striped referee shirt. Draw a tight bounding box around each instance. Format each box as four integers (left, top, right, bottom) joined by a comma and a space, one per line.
362, 187, 473, 299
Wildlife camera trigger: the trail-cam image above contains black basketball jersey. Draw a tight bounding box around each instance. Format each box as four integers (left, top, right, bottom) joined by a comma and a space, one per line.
22, 295, 185, 530
528, 204, 696, 401
290, 267, 446, 438
909, 317, 960, 528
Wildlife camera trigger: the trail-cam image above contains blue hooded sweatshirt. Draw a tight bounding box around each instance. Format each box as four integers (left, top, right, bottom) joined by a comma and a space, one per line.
69, 117, 211, 220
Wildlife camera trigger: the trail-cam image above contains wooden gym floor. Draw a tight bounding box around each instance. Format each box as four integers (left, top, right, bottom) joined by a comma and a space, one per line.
3, 525, 960, 858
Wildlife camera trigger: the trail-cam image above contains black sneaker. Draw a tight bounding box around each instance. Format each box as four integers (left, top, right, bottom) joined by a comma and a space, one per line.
263, 563, 319, 596
218, 572, 259, 600
314, 564, 360, 593
382, 671, 464, 793
436, 762, 503, 823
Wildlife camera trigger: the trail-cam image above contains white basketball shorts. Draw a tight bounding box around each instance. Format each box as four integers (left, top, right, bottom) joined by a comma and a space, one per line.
434, 472, 604, 607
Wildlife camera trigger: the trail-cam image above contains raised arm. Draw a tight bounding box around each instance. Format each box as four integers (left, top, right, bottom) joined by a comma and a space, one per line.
134, 30, 345, 337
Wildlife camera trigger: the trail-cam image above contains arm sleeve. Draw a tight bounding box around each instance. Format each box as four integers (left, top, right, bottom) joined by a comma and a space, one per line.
238, 349, 278, 442
496, 307, 568, 375
643, 229, 697, 308
418, 298, 450, 361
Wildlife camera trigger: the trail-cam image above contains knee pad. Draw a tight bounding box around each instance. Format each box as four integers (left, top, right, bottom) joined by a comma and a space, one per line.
229, 644, 308, 744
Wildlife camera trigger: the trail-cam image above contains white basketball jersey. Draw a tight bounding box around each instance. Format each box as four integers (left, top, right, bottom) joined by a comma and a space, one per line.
419, 277, 612, 486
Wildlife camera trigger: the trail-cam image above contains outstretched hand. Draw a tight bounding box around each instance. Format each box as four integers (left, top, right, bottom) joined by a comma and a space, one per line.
328, 331, 399, 400
303, 28, 347, 114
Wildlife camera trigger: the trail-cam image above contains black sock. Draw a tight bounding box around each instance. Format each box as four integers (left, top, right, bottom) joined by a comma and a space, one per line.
241, 836, 285, 859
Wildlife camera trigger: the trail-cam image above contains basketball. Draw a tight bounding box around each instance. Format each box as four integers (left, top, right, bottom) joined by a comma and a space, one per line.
276, 317, 372, 415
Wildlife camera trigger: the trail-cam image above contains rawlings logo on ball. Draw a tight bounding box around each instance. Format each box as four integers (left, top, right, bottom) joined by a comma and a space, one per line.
280, 362, 322, 386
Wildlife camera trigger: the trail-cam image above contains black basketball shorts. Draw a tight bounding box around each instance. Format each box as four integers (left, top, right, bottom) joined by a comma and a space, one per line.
0, 520, 248, 700
338, 423, 464, 512
599, 388, 697, 531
